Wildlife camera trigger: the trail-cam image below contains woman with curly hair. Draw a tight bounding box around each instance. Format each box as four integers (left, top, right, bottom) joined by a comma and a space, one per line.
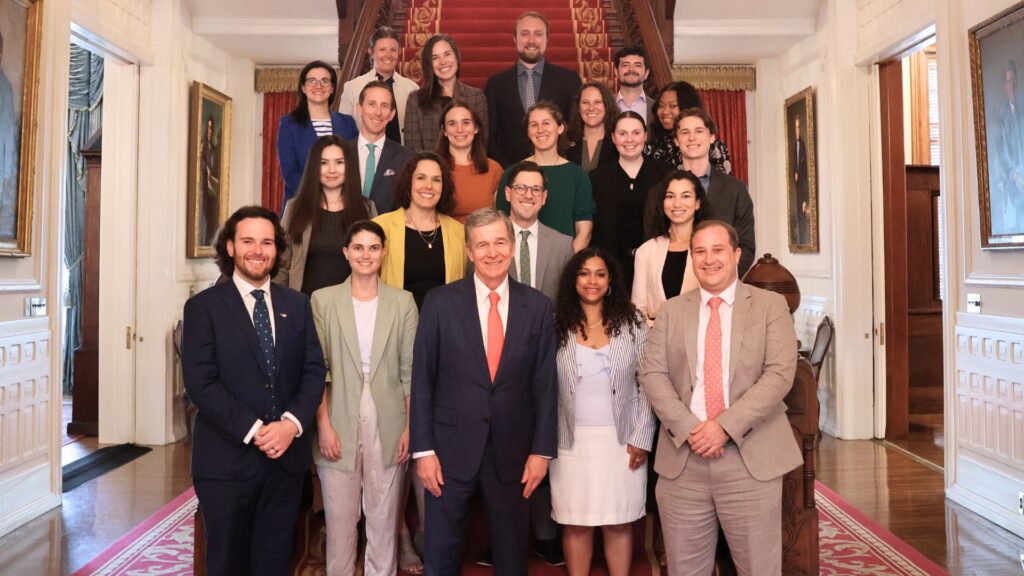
550, 247, 654, 576
565, 82, 618, 172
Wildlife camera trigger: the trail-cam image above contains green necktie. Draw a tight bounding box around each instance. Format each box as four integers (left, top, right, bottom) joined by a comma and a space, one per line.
519, 229, 532, 287
362, 143, 377, 198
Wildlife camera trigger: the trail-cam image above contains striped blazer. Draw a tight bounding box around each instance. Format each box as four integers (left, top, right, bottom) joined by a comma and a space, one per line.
555, 318, 656, 451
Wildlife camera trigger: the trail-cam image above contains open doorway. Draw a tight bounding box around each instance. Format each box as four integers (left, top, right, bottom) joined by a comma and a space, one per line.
62, 41, 103, 449
878, 40, 945, 469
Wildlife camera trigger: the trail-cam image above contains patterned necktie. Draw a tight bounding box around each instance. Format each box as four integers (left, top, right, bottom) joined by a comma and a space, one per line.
362, 143, 377, 199
704, 297, 725, 421
251, 289, 276, 378
523, 70, 536, 110
519, 230, 532, 287
487, 291, 504, 382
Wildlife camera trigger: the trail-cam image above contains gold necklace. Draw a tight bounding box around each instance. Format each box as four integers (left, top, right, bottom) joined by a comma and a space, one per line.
406, 212, 440, 249
586, 318, 603, 328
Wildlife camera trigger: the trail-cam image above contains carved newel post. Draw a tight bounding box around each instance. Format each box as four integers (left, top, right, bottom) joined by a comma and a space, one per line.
715, 254, 821, 575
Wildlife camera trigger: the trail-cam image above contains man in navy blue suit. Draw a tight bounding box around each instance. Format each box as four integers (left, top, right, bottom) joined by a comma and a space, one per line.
181, 205, 326, 576
411, 207, 558, 576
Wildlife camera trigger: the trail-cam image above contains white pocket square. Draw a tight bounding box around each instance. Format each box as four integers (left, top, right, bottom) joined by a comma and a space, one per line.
383, 168, 396, 176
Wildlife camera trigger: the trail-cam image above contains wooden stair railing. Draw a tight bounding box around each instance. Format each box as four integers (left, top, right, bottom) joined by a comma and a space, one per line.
610, 0, 675, 89
336, 0, 402, 92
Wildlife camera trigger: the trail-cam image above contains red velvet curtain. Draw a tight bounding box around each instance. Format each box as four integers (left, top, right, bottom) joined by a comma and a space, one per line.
261, 92, 298, 213
699, 89, 748, 183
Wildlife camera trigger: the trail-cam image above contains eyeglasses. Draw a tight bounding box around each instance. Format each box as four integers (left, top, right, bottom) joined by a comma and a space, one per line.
510, 184, 545, 197
304, 78, 332, 88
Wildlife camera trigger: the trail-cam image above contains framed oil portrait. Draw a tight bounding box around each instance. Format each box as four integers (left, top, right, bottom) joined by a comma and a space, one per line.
187, 82, 232, 258
785, 86, 818, 253
970, 2, 1024, 249
0, 0, 41, 257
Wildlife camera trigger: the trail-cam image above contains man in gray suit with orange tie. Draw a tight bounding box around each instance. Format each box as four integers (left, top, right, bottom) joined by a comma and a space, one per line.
639, 220, 801, 576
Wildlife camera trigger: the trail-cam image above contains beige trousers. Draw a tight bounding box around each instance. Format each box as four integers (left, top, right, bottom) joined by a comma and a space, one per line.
318, 380, 406, 576
655, 444, 782, 576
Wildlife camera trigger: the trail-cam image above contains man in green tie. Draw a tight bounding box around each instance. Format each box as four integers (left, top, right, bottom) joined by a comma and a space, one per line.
354, 80, 411, 214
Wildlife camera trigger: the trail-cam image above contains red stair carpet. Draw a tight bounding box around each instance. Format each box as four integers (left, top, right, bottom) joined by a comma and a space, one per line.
71, 482, 949, 575
401, 0, 613, 89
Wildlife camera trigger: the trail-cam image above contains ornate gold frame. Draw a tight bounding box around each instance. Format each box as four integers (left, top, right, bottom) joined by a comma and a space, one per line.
186, 82, 232, 258
0, 0, 42, 257
969, 2, 1024, 249
785, 86, 819, 254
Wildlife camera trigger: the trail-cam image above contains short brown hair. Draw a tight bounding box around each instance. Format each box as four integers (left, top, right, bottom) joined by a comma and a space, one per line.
676, 107, 717, 135
514, 11, 549, 35
358, 80, 395, 107
692, 220, 739, 250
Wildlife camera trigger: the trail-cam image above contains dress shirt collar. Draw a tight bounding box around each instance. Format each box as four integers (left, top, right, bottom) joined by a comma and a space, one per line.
517, 58, 545, 77
233, 272, 271, 300
615, 90, 648, 107
699, 279, 737, 308
512, 219, 540, 239
474, 273, 510, 304
358, 133, 386, 150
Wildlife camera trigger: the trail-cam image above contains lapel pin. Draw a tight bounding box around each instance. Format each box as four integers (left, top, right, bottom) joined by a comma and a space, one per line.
278, 313, 288, 318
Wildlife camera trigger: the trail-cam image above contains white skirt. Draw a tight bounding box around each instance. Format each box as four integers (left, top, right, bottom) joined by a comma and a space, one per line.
549, 425, 647, 526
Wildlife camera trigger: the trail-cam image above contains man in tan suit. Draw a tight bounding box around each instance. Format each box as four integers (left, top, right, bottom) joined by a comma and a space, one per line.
639, 220, 801, 576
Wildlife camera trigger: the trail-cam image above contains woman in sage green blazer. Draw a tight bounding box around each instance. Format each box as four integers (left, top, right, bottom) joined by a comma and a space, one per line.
311, 220, 419, 576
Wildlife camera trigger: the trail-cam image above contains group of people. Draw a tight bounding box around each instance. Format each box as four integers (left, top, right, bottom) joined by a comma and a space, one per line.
181, 10, 800, 576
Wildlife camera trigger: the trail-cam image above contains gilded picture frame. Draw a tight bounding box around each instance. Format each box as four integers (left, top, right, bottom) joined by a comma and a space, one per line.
785, 86, 818, 253
0, 0, 42, 257
187, 82, 232, 258
969, 2, 1024, 249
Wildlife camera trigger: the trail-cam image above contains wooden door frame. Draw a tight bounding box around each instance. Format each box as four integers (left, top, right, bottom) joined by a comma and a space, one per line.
879, 59, 910, 439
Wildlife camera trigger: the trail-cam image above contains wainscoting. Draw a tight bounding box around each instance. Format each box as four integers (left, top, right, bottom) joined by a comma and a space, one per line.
0, 317, 60, 537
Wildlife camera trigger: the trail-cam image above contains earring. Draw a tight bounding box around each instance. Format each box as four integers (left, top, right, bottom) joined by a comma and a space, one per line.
607, 286, 612, 297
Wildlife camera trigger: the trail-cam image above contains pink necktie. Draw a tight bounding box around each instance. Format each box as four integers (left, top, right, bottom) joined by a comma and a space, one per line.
487, 291, 504, 382
704, 297, 725, 420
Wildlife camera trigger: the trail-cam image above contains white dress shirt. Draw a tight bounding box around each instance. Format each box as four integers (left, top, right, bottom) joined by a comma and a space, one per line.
616, 90, 650, 124
690, 280, 737, 422
511, 220, 539, 288
232, 273, 304, 444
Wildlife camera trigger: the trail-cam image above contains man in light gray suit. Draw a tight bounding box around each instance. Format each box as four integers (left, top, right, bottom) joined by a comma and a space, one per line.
639, 220, 801, 576
497, 160, 573, 566
505, 161, 574, 303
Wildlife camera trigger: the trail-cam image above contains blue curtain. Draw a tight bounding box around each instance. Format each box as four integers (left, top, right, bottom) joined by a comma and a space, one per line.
63, 45, 103, 395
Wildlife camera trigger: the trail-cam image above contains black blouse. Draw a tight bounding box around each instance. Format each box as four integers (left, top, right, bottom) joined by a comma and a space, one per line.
403, 226, 446, 310
300, 209, 352, 295
661, 250, 688, 299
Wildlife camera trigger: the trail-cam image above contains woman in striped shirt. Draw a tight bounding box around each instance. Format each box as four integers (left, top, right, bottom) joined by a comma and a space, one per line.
277, 60, 358, 212
549, 246, 654, 576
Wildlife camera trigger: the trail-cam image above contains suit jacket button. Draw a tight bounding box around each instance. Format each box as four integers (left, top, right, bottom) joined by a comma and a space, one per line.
263, 414, 270, 420
265, 383, 271, 389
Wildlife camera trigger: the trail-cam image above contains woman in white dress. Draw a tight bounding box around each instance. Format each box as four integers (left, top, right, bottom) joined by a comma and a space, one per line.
550, 246, 655, 576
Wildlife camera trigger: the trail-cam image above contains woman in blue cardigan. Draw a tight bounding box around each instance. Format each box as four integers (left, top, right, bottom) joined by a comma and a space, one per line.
277, 60, 357, 212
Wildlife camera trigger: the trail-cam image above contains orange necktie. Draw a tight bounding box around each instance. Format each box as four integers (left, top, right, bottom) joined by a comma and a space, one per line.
704, 297, 725, 420
487, 291, 504, 382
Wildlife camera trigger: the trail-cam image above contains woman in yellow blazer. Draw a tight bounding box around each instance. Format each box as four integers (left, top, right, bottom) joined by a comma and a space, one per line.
311, 220, 419, 576
632, 170, 708, 325
373, 151, 467, 309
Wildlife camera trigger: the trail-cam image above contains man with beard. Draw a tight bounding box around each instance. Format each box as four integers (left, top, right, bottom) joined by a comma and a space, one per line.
182, 206, 326, 575
613, 46, 654, 125
485, 11, 582, 167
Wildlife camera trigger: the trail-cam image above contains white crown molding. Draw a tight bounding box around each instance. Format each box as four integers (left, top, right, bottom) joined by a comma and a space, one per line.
192, 17, 337, 37
674, 18, 816, 38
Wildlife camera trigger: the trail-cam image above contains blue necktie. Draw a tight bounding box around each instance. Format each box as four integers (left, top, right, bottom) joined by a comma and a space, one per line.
251, 289, 276, 378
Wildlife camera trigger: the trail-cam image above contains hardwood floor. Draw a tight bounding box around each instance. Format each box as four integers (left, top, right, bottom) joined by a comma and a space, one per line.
0, 435, 1020, 574
817, 435, 1024, 575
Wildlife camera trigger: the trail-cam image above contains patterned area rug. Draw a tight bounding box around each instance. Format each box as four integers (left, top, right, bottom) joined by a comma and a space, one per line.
71, 482, 948, 575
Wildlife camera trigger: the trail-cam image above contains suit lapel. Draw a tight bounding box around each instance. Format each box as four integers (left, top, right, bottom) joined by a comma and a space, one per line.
682, 291, 700, 388
270, 283, 293, 380
368, 287, 396, 380
495, 281, 528, 384
332, 283, 363, 374
729, 283, 752, 394
534, 226, 551, 291
454, 279, 491, 385
223, 283, 270, 381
